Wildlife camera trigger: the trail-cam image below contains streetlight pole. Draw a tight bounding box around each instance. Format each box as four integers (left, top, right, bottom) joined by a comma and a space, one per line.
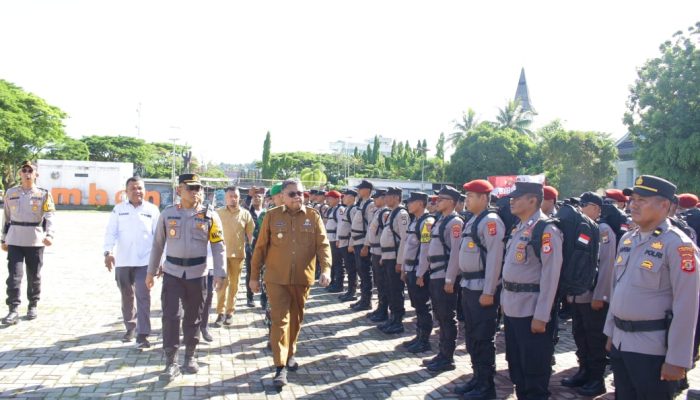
169, 137, 180, 204
419, 147, 430, 191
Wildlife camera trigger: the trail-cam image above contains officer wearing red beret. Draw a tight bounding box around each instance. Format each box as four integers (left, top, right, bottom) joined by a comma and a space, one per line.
542, 186, 558, 217
678, 193, 699, 211
605, 189, 628, 210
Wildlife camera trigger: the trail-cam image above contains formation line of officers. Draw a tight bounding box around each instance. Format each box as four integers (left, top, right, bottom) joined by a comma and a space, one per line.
2, 159, 699, 400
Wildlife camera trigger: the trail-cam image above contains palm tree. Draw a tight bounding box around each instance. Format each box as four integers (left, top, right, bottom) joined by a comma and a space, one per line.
449, 108, 479, 148
496, 100, 534, 137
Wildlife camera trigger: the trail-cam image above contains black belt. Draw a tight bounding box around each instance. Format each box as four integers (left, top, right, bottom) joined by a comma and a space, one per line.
352, 234, 366, 240
428, 255, 448, 263
502, 280, 540, 293
429, 265, 447, 274
614, 316, 667, 332
461, 270, 485, 280
338, 235, 350, 239
405, 259, 418, 267
351, 229, 365, 234
381, 246, 396, 252
166, 256, 207, 267
370, 243, 380, 248
326, 229, 337, 234
10, 221, 41, 227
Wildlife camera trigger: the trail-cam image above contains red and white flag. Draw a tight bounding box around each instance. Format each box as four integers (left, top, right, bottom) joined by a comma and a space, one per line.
578, 233, 591, 245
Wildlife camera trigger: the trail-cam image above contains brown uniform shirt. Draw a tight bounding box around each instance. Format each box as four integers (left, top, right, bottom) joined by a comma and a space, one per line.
216, 206, 254, 258
251, 205, 331, 286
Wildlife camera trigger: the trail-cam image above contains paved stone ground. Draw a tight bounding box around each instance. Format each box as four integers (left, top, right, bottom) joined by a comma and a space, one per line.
0, 210, 698, 399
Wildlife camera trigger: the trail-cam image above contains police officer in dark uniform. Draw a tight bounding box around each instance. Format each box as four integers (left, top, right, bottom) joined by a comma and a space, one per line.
417, 186, 463, 372
146, 174, 226, 381
1, 161, 55, 325
447, 179, 504, 399
398, 191, 435, 353
604, 175, 700, 400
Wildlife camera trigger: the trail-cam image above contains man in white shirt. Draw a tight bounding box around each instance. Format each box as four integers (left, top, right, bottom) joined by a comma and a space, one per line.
103, 177, 160, 348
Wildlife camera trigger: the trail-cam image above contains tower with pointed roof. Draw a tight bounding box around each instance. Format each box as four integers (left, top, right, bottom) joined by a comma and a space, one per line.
514, 68, 535, 114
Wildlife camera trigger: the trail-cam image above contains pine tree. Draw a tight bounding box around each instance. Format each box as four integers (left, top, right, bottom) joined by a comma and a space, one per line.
261, 131, 272, 179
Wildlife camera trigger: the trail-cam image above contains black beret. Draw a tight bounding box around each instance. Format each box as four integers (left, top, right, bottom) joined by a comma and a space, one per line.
580, 192, 603, 207
438, 185, 460, 202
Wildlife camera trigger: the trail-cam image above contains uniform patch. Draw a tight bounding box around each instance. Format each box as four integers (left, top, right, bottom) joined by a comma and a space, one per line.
401, 215, 409, 225
651, 241, 663, 250
169, 228, 177, 237
169, 220, 177, 226
452, 224, 461, 238
339, 208, 345, 215
209, 220, 223, 243
616, 255, 623, 264
601, 231, 610, 244
515, 251, 525, 262
487, 222, 497, 236
468, 241, 475, 249
420, 222, 431, 244
32, 206, 38, 212
542, 233, 552, 254
623, 238, 632, 245
43, 195, 56, 212
679, 245, 696, 273
640, 260, 654, 270
577, 233, 591, 246
303, 219, 312, 227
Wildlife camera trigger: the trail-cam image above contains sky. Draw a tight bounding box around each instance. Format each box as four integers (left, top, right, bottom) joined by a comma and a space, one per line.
1, 1, 698, 165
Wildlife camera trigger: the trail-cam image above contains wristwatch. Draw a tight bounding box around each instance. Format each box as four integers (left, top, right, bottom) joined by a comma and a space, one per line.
103, 251, 111, 257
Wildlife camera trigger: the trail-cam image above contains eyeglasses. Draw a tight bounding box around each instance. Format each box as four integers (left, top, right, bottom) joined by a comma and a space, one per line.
185, 186, 203, 192
21, 168, 33, 173
287, 191, 303, 198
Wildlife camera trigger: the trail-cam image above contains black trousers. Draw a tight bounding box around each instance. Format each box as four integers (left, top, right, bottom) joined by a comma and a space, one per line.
406, 270, 432, 332
162, 273, 207, 349
6, 245, 43, 308
382, 259, 405, 315
245, 244, 253, 302
371, 254, 388, 311
429, 277, 457, 359
504, 315, 555, 400
329, 241, 344, 287
571, 302, 608, 380
462, 286, 501, 373
354, 245, 373, 298
340, 246, 357, 291
200, 271, 214, 331
610, 345, 679, 400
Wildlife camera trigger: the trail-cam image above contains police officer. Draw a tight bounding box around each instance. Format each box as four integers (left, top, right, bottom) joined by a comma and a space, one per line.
398, 191, 434, 353
337, 189, 357, 301
146, 174, 226, 381
349, 180, 376, 310
501, 181, 563, 399
250, 178, 332, 388
447, 179, 504, 399
1, 161, 55, 325
542, 186, 558, 217
604, 175, 700, 399
417, 185, 463, 372
378, 187, 409, 334
561, 192, 613, 397
324, 190, 345, 293
365, 189, 389, 321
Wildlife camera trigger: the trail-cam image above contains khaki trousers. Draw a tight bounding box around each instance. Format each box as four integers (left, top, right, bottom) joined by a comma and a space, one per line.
266, 283, 311, 367
216, 257, 244, 314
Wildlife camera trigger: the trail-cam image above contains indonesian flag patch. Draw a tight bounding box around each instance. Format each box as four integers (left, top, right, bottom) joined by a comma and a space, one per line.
577, 233, 591, 246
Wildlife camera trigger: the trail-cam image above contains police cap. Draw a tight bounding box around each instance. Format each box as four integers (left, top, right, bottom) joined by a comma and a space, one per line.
407, 191, 428, 203
372, 188, 387, 198
632, 175, 676, 200
508, 182, 543, 199
438, 185, 460, 202
356, 179, 374, 190
580, 192, 603, 208
178, 173, 201, 186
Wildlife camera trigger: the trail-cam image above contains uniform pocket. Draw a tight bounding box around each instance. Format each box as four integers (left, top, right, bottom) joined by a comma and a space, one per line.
272, 226, 288, 246
300, 226, 315, 244
192, 224, 208, 241
631, 260, 662, 289
167, 221, 181, 240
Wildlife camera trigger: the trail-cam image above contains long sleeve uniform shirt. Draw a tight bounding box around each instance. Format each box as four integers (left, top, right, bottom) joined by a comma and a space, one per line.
216, 206, 255, 259
103, 200, 160, 267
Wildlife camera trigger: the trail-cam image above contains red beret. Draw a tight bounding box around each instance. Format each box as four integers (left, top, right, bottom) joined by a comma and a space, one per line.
543, 186, 558, 201
325, 190, 342, 199
678, 193, 699, 209
303, 191, 310, 198
604, 189, 627, 203
429, 195, 439, 202
462, 179, 494, 194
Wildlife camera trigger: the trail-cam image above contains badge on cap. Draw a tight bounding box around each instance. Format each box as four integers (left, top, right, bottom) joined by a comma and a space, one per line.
636, 176, 644, 185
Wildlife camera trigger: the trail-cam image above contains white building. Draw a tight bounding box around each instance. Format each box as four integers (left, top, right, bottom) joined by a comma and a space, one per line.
612, 133, 639, 189
330, 136, 394, 156
37, 160, 134, 206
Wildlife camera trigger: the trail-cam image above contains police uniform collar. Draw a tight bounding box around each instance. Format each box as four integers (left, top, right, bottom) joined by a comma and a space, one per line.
519, 210, 542, 229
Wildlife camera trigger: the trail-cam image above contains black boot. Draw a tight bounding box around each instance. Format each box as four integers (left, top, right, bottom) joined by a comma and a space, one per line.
464, 367, 496, 399
382, 313, 404, 334
561, 366, 588, 387
575, 379, 606, 397
26, 303, 38, 320
182, 346, 198, 374
2, 307, 19, 325
338, 289, 357, 302
402, 329, 420, 348
368, 307, 388, 322
454, 371, 479, 395
377, 313, 394, 332
351, 295, 371, 311
159, 348, 180, 381
406, 330, 431, 353
426, 355, 455, 372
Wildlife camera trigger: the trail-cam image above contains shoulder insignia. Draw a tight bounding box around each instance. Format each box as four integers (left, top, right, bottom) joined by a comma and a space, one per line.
542, 232, 552, 254
678, 245, 696, 273
400, 214, 409, 225
487, 221, 497, 236
451, 224, 461, 238
601, 231, 610, 244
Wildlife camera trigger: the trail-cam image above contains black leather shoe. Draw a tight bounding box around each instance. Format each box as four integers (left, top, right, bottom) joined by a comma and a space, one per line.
575, 380, 605, 397
369, 310, 388, 322
454, 377, 478, 395
286, 356, 299, 371
406, 340, 430, 354
351, 301, 371, 311
561, 368, 588, 387
182, 355, 199, 374
26, 305, 37, 320
273, 367, 288, 388
2, 310, 19, 325
426, 357, 455, 372
401, 334, 419, 348
224, 314, 233, 325
122, 329, 135, 342
464, 383, 496, 399
200, 328, 213, 342
328, 284, 343, 293
422, 354, 443, 366
339, 292, 357, 302
382, 321, 404, 334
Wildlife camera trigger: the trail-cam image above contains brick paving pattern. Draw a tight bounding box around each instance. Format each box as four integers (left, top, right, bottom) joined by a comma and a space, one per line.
0, 210, 697, 399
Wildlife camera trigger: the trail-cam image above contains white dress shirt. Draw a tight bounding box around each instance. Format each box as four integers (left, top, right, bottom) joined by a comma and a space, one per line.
103, 200, 160, 267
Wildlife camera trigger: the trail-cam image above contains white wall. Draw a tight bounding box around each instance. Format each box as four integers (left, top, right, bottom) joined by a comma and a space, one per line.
36, 160, 133, 205
613, 160, 638, 189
